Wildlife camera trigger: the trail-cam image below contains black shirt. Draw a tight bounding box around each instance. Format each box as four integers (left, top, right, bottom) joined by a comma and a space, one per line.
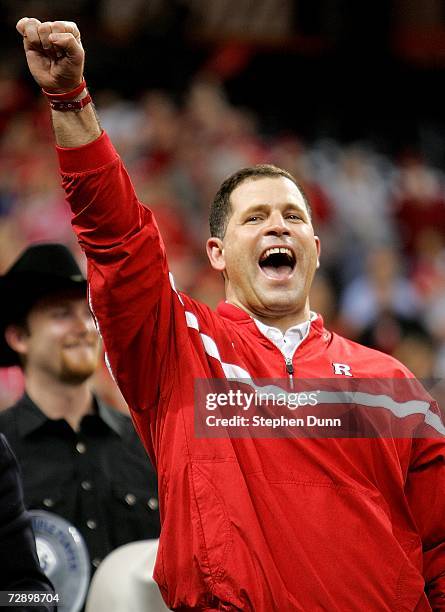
0, 393, 160, 574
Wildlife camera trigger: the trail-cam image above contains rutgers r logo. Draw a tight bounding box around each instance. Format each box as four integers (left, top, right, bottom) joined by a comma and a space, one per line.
332, 363, 352, 377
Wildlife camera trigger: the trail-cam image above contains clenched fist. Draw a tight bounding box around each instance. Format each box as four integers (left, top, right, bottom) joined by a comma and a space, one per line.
16, 18, 84, 93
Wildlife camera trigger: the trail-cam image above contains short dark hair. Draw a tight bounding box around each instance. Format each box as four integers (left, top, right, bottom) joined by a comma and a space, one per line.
209, 164, 311, 239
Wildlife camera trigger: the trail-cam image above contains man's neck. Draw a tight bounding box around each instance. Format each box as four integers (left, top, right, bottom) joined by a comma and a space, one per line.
25, 372, 94, 432
226, 299, 312, 334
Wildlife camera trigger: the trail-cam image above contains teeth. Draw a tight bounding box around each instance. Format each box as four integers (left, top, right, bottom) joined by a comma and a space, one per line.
260, 247, 294, 262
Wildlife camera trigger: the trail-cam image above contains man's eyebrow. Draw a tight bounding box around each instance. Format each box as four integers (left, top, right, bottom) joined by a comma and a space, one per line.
241, 202, 308, 216
40, 298, 75, 309
44, 302, 70, 309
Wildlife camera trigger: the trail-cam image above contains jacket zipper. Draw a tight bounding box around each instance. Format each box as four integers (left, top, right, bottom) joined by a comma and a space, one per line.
285, 357, 294, 390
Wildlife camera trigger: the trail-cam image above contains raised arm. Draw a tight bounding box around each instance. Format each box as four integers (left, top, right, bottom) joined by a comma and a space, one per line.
16, 18, 195, 456
16, 17, 101, 146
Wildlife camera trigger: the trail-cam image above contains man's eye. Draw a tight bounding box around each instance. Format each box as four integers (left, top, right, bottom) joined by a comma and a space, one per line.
52, 308, 70, 317
246, 216, 261, 223
286, 214, 302, 221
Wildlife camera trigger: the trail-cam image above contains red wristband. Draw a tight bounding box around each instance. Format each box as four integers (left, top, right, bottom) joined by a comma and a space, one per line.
49, 93, 92, 112
42, 79, 86, 101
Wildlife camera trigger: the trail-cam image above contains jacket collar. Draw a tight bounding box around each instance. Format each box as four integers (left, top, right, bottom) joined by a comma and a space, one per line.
12, 392, 124, 438
216, 301, 330, 351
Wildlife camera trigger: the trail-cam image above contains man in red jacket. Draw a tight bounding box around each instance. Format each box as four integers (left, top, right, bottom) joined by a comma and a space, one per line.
16, 17, 445, 611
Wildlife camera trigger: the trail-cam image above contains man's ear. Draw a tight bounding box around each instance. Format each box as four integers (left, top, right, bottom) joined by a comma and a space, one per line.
4, 324, 29, 358
315, 235, 321, 269
206, 237, 226, 273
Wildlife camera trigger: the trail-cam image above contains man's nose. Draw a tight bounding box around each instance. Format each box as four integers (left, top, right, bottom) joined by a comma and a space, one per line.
73, 313, 95, 335
264, 212, 290, 236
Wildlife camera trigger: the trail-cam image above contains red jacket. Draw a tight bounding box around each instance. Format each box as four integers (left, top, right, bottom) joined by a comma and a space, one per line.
58, 132, 445, 611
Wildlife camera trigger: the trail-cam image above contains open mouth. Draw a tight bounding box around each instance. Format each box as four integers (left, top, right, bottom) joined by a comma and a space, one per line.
259, 247, 296, 281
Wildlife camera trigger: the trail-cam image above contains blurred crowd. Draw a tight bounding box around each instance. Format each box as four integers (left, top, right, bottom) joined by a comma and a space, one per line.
1, 73, 444, 408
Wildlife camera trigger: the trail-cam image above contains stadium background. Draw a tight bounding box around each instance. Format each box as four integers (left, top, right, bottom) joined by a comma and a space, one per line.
0, 0, 444, 409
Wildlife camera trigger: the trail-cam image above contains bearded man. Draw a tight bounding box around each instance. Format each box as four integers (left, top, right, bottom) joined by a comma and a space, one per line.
0, 243, 160, 579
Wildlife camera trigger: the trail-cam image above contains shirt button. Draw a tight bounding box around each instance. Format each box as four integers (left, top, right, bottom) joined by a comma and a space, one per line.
76, 442, 86, 454
125, 493, 136, 506
147, 497, 159, 511
86, 519, 97, 530
92, 558, 102, 568
81, 480, 92, 491
43, 498, 54, 508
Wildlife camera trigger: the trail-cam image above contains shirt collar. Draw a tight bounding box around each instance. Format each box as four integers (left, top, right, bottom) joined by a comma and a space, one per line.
253, 311, 317, 339
253, 312, 317, 358
14, 394, 46, 438
96, 399, 126, 437
14, 392, 125, 438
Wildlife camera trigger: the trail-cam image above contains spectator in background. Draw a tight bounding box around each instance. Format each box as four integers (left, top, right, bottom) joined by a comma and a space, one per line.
392, 324, 438, 379
392, 155, 445, 260
0, 243, 160, 579
424, 291, 445, 377
339, 245, 419, 338
406, 226, 445, 377
324, 146, 395, 282
308, 273, 338, 330
0, 432, 55, 611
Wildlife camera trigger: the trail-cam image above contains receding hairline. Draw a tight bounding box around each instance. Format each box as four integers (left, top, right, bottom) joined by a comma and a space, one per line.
229, 173, 309, 208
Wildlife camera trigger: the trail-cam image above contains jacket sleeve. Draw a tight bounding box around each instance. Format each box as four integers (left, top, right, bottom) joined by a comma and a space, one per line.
405, 411, 445, 610
57, 132, 189, 427
0, 434, 55, 610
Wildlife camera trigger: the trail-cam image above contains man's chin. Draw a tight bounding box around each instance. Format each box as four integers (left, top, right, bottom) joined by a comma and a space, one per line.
60, 355, 98, 384
255, 272, 300, 297
59, 368, 96, 385
257, 286, 300, 310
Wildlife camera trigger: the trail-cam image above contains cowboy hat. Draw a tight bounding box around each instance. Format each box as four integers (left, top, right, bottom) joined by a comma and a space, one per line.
0, 243, 87, 367
85, 540, 169, 612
